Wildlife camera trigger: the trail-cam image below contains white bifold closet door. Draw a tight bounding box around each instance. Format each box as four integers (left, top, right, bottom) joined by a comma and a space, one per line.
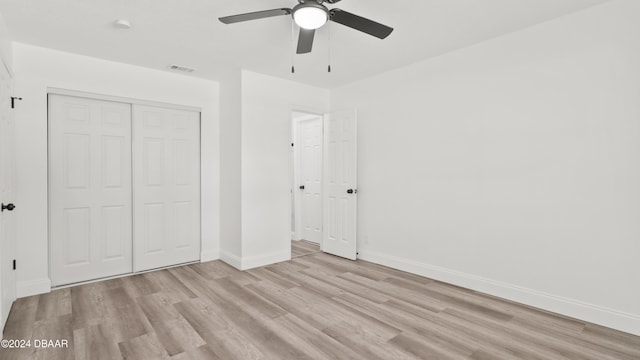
49, 95, 133, 286
132, 105, 200, 272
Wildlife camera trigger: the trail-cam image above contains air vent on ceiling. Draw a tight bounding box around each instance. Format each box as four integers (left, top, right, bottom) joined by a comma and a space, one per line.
169, 64, 196, 73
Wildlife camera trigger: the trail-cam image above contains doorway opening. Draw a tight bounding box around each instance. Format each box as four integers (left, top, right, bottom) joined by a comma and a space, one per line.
291, 111, 324, 246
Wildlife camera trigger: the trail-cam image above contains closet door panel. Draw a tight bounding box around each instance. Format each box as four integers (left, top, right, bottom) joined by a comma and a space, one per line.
133, 105, 200, 271
49, 95, 133, 286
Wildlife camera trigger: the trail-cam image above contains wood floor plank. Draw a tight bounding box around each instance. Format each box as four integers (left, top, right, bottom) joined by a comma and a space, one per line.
35, 288, 71, 322
69, 285, 109, 330
274, 267, 346, 299
389, 331, 472, 360
120, 273, 162, 299
73, 324, 121, 360
245, 267, 300, 289
201, 325, 268, 360
333, 292, 485, 358
137, 295, 205, 356
3, 295, 39, 340
271, 313, 368, 360
30, 314, 75, 360
384, 277, 516, 322
102, 304, 152, 344
301, 266, 391, 303
147, 269, 198, 300
211, 277, 287, 319
322, 321, 420, 360
170, 344, 222, 360
173, 298, 230, 335
441, 307, 610, 360
291, 240, 321, 258
339, 271, 446, 312
118, 332, 170, 360
2, 240, 639, 360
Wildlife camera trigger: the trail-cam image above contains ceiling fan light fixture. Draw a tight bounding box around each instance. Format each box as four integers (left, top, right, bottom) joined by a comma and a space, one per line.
293, 3, 328, 30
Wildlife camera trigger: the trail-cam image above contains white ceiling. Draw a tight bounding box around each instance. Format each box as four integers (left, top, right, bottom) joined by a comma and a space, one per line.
0, 0, 609, 88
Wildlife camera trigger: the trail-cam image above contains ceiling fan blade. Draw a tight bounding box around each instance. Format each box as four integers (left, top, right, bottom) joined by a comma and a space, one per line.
325, 0, 343, 3
219, 8, 291, 24
297, 28, 315, 54
329, 9, 393, 39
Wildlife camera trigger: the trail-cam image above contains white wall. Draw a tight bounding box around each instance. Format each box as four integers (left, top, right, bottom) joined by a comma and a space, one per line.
0, 12, 11, 73
219, 69, 243, 263
239, 70, 329, 269
331, 0, 640, 335
13, 43, 220, 296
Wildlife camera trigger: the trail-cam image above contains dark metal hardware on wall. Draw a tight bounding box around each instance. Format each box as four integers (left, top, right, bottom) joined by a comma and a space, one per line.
347, 189, 357, 194
299, 185, 305, 190
1, 203, 15, 212
13, 259, 16, 270
11, 97, 22, 109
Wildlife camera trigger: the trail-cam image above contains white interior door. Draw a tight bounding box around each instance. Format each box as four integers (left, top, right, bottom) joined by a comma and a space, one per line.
0, 62, 16, 331
322, 109, 357, 260
49, 94, 133, 286
133, 105, 200, 272
300, 117, 323, 244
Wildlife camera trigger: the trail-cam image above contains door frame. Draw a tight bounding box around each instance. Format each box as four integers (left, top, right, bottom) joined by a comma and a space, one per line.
290, 109, 324, 245
46, 88, 203, 287
0, 58, 16, 333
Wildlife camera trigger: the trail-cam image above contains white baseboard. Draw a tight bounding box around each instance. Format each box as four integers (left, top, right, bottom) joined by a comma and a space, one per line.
240, 249, 290, 271
220, 250, 242, 270
357, 249, 640, 336
200, 248, 220, 262
17, 278, 51, 298
220, 249, 291, 271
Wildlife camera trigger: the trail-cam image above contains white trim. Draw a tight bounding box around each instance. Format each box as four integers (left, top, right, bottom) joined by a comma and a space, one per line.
220, 250, 242, 270
47, 87, 202, 113
240, 249, 290, 271
200, 248, 220, 262
357, 249, 640, 336
17, 278, 51, 298
291, 113, 303, 241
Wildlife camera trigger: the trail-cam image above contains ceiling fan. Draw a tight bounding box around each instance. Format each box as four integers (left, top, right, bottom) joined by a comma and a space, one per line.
219, 0, 393, 54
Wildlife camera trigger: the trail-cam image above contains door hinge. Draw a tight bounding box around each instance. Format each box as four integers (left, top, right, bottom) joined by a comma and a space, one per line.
11, 97, 22, 109
13, 259, 16, 270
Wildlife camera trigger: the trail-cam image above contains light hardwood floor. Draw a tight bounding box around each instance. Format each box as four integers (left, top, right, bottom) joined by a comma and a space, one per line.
291, 240, 321, 258
1, 241, 639, 359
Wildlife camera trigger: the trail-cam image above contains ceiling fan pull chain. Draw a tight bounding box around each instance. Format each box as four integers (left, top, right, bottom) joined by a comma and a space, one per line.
291, 19, 296, 74
327, 21, 331, 73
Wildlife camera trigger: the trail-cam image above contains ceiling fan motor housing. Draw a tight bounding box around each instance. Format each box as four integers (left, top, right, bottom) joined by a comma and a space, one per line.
298, 0, 328, 4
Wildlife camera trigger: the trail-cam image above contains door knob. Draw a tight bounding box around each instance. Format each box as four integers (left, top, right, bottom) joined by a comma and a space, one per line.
1, 203, 15, 212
